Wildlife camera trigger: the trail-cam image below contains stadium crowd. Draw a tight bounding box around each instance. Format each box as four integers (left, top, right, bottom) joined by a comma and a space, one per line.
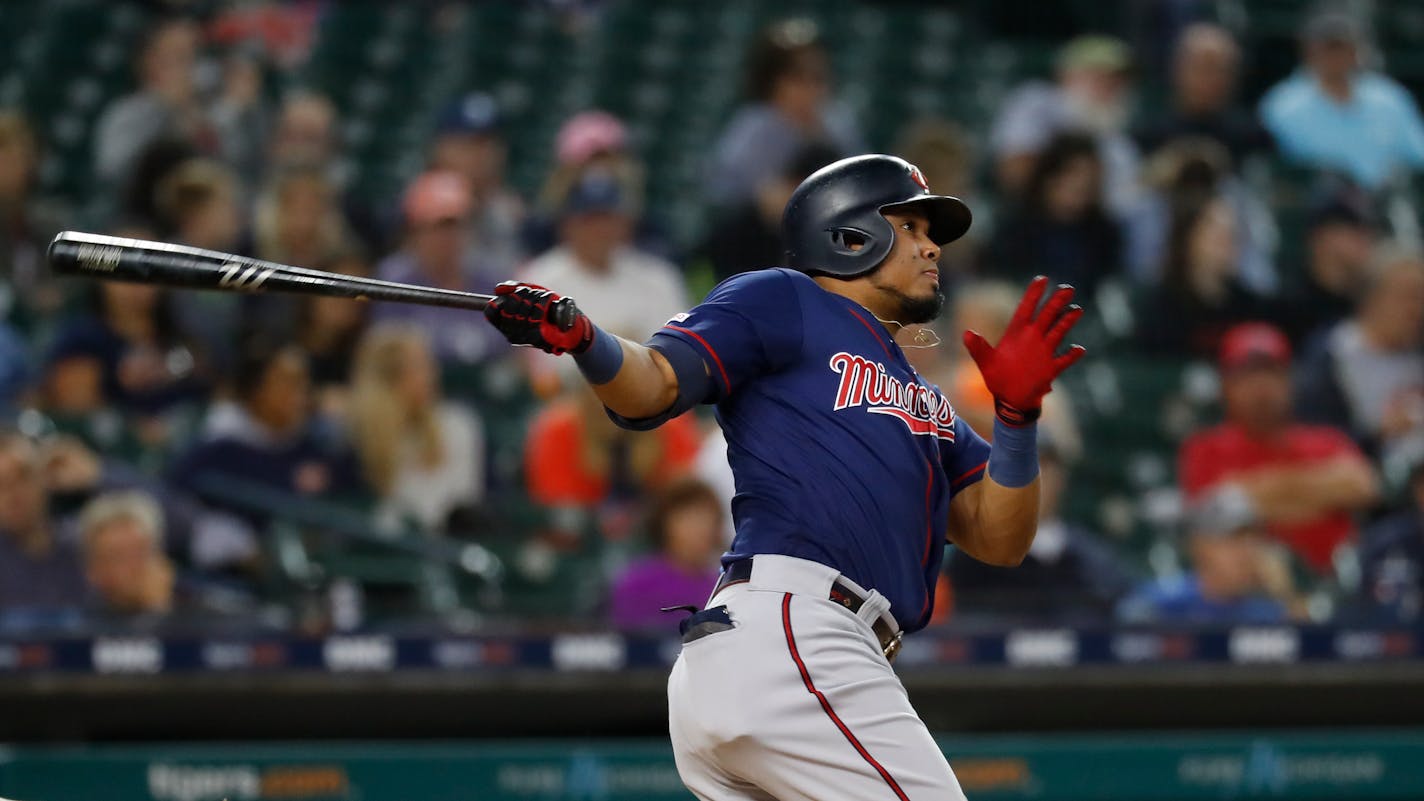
2, 1, 1424, 636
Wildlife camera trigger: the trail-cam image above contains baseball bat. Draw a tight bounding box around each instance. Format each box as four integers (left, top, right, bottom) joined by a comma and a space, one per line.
47, 231, 501, 312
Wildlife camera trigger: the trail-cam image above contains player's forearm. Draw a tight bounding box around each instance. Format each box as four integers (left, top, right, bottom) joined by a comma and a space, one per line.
973, 477, 1041, 565
583, 336, 680, 420
948, 419, 1042, 567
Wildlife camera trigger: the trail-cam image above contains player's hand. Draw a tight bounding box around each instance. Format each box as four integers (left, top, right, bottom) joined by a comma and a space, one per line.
483, 281, 594, 355
962, 275, 1086, 426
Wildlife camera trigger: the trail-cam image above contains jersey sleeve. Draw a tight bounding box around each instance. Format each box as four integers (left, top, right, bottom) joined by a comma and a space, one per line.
942, 414, 991, 498
647, 268, 804, 403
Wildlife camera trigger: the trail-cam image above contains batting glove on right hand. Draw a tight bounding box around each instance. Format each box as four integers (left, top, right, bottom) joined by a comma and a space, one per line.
483, 281, 594, 355
962, 275, 1086, 426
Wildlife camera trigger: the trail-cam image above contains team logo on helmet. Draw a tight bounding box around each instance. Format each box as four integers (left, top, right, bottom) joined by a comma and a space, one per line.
907, 164, 929, 191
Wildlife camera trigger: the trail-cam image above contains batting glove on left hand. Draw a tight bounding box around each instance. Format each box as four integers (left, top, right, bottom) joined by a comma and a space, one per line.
484, 281, 594, 355
963, 275, 1086, 426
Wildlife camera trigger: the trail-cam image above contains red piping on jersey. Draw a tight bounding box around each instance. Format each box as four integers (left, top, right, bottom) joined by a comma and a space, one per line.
918, 454, 936, 623
843, 307, 894, 359
952, 461, 988, 490
781, 593, 911, 801
920, 462, 935, 567
666, 324, 731, 393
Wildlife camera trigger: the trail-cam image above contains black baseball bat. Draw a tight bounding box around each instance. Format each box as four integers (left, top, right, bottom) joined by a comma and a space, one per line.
46, 231, 501, 313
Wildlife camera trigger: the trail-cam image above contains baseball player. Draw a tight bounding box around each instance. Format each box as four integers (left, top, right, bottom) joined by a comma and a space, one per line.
484, 154, 1085, 800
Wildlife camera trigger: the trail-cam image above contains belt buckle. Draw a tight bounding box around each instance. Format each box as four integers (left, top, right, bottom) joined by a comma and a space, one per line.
883, 630, 903, 662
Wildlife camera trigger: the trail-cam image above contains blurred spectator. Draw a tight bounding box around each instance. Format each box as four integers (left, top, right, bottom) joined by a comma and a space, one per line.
990, 35, 1140, 215
1278, 184, 1379, 343
0, 432, 87, 615
525, 383, 701, 539
1180, 323, 1378, 574
1136, 195, 1274, 358
555, 110, 631, 177
988, 132, 1122, 298
152, 159, 247, 359
209, 51, 272, 193
523, 169, 687, 341
1117, 498, 1305, 624
374, 171, 509, 366
699, 142, 838, 281
895, 120, 982, 281
1357, 453, 1424, 623
529, 110, 672, 261
609, 478, 724, 630
947, 436, 1133, 624
896, 119, 978, 206
241, 165, 357, 342
429, 92, 526, 271
168, 340, 363, 568
78, 490, 255, 630
44, 278, 212, 422
268, 91, 342, 178
295, 251, 372, 416
77, 491, 175, 622
1125, 138, 1279, 294
156, 159, 244, 252
1134, 23, 1274, 170
0, 112, 69, 331
93, 18, 216, 188
252, 164, 354, 269
708, 18, 865, 207
348, 325, 484, 535
0, 322, 29, 412
1259, 10, 1424, 189
1296, 247, 1424, 462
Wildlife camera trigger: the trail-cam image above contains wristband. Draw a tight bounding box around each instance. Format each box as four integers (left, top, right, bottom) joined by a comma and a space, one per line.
994, 399, 1041, 426
987, 417, 1039, 488
573, 325, 623, 385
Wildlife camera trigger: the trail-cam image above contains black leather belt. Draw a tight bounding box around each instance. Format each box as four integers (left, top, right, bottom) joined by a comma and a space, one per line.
711, 558, 903, 662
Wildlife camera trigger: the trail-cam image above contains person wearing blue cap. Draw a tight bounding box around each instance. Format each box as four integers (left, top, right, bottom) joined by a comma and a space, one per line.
428, 92, 527, 272
521, 168, 686, 346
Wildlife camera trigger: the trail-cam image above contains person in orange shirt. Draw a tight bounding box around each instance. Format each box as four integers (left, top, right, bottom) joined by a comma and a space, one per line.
524, 383, 701, 541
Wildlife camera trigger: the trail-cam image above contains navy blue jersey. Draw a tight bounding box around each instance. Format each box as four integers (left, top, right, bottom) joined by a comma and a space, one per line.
650, 268, 991, 631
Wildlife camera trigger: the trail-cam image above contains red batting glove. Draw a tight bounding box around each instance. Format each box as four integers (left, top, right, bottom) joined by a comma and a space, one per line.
962, 276, 1087, 426
483, 281, 594, 355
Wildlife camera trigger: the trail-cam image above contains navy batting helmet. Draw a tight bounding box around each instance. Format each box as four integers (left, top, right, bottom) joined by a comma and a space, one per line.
782, 154, 972, 278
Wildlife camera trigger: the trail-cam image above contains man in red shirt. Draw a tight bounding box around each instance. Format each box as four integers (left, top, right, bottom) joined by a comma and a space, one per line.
1179, 322, 1380, 573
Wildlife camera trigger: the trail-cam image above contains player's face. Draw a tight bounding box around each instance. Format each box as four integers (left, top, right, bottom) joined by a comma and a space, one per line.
869, 209, 943, 324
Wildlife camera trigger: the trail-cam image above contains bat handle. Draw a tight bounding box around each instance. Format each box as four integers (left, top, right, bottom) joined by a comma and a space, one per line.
549, 297, 579, 331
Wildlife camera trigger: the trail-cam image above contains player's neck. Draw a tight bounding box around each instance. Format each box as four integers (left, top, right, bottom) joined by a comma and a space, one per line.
811, 275, 901, 333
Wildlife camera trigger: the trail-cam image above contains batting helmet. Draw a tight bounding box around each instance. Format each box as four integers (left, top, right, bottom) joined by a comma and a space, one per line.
782, 154, 972, 278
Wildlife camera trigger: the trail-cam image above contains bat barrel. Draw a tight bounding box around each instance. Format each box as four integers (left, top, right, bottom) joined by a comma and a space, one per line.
47, 231, 494, 312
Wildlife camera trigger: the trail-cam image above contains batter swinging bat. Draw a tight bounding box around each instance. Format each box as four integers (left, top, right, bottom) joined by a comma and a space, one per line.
46, 231, 579, 327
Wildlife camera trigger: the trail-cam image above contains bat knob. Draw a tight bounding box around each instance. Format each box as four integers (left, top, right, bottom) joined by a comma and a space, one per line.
549, 297, 579, 331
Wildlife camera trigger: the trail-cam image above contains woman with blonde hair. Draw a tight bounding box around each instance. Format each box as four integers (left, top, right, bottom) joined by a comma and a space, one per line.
347, 324, 484, 534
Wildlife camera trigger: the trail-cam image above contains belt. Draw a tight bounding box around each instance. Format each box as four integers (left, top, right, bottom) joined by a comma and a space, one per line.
710, 558, 904, 662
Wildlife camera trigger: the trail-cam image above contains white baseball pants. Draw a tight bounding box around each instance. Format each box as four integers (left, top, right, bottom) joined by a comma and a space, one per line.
668, 555, 967, 801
